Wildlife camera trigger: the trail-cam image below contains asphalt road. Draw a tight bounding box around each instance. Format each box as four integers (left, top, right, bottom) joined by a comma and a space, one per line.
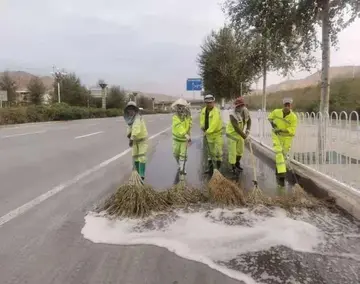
0, 114, 241, 284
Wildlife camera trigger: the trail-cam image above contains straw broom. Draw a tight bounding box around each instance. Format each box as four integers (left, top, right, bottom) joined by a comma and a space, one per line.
164, 141, 206, 206
105, 155, 169, 219
204, 136, 246, 206
245, 138, 271, 206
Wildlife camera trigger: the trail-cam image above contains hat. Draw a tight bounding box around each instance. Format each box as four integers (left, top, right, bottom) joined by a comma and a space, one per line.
204, 94, 215, 102
171, 98, 189, 109
234, 96, 245, 107
283, 97, 293, 104
124, 100, 139, 110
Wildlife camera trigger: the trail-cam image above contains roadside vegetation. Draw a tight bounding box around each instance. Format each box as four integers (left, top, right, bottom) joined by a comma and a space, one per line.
0, 71, 169, 125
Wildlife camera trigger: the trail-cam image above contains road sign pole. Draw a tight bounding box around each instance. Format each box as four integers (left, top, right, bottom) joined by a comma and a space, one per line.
57, 82, 61, 103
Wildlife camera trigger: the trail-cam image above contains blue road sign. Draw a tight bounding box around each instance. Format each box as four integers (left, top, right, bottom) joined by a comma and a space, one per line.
186, 78, 203, 91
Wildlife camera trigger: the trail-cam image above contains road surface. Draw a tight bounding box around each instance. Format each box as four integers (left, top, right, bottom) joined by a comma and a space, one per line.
1, 115, 360, 284
0, 115, 241, 284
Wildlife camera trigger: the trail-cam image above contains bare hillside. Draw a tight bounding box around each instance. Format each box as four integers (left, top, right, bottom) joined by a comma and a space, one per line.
254, 66, 360, 94
0, 71, 54, 91
1, 70, 176, 101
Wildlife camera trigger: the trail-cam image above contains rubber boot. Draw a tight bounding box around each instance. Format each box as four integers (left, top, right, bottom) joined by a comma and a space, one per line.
216, 161, 222, 170
139, 163, 146, 182
231, 164, 237, 174
276, 172, 286, 187
235, 155, 243, 171
204, 160, 214, 175
134, 161, 140, 173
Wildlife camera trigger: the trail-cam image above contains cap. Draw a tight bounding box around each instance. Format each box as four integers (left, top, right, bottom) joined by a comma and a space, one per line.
204, 94, 215, 102
283, 97, 293, 104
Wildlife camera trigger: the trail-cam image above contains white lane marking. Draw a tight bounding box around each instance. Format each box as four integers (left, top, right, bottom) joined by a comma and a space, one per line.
74, 131, 104, 139
87, 123, 99, 126
1, 130, 47, 139
0, 126, 171, 227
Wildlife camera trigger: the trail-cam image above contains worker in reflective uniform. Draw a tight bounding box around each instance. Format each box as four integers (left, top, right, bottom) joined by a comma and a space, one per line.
268, 97, 298, 186
200, 94, 223, 174
226, 97, 251, 173
124, 101, 148, 181
171, 98, 192, 175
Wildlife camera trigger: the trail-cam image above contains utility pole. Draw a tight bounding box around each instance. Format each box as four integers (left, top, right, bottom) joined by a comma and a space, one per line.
98, 80, 108, 109
51, 66, 67, 103
151, 97, 155, 111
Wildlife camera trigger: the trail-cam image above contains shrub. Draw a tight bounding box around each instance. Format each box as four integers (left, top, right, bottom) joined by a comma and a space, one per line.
0, 104, 172, 125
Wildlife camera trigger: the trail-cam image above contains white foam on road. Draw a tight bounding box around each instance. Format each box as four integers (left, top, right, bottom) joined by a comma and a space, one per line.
0, 126, 171, 227
1, 130, 47, 139
82, 207, 324, 284
74, 131, 104, 139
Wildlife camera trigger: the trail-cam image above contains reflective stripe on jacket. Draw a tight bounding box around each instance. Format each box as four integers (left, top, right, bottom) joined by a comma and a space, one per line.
172, 114, 192, 142
268, 109, 297, 137
200, 106, 223, 136
127, 114, 148, 142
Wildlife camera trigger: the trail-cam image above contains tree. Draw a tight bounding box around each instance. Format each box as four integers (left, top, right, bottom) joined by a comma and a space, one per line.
0, 71, 17, 103
107, 86, 126, 109
197, 26, 260, 101
53, 73, 88, 106
137, 95, 153, 109
27, 76, 46, 105
225, 0, 316, 110
225, 0, 360, 114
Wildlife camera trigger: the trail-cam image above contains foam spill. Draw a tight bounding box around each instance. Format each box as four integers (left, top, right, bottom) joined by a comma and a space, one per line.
81, 207, 324, 284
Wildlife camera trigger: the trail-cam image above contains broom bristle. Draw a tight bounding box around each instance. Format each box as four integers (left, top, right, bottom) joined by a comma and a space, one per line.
271, 183, 319, 209
246, 186, 271, 206
208, 169, 246, 206
104, 174, 169, 218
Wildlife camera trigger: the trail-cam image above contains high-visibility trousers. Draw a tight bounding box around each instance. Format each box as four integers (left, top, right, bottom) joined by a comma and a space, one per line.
172, 140, 187, 162
132, 140, 148, 163
227, 135, 244, 165
271, 133, 292, 174
205, 134, 223, 162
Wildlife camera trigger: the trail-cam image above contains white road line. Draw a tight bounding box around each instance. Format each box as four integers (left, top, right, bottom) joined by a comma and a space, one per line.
0, 126, 171, 227
74, 131, 104, 139
1, 130, 47, 139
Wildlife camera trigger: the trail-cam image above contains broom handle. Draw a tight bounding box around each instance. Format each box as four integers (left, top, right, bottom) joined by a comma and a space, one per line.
248, 138, 258, 183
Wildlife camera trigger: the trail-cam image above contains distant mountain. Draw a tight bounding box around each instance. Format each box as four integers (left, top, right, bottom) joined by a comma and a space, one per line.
0, 71, 54, 91
253, 66, 360, 94
0, 70, 176, 101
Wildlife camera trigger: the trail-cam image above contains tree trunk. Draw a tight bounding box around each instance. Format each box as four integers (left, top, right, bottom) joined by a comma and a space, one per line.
318, 0, 330, 164
320, 0, 330, 114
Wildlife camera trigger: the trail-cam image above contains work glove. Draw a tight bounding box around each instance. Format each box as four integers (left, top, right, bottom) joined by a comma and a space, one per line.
245, 129, 250, 136
129, 139, 133, 147
185, 134, 191, 143
127, 133, 131, 139
273, 129, 282, 135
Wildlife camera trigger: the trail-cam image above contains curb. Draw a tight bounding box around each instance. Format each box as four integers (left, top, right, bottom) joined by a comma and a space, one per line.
250, 136, 360, 220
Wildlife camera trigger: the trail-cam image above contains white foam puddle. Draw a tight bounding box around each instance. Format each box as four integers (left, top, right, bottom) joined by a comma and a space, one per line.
81, 207, 325, 284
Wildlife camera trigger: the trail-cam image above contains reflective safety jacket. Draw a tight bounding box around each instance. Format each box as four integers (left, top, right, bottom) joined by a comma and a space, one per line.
172, 115, 192, 142
268, 109, 297, 137
127, 114, 148, 142
200, 106, 223, 137
226, 107, 250, 140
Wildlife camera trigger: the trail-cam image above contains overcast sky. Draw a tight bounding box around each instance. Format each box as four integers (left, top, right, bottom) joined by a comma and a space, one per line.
0, 0, 359, 97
